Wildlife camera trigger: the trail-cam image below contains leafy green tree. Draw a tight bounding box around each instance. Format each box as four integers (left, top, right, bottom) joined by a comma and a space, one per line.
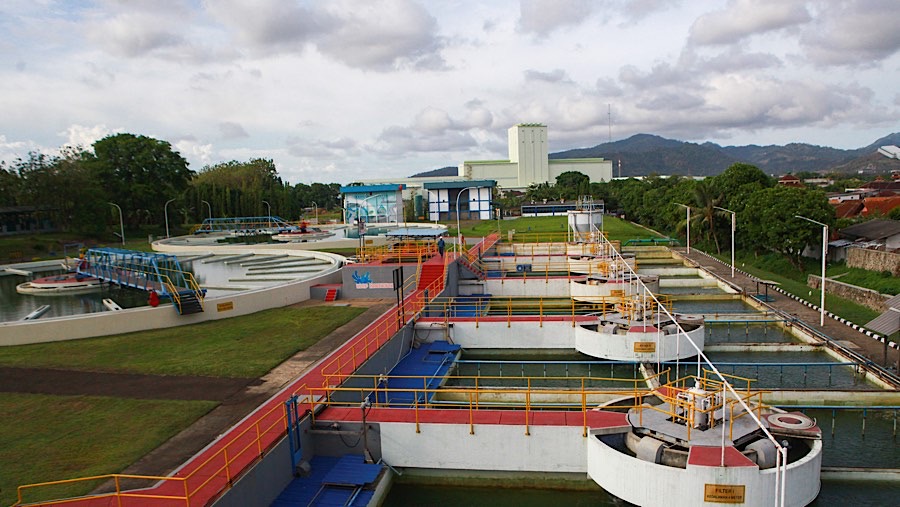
525, 182, 556, 202
11, 149, 106, 234
0, 163, 20, 206
555, 171, 589, 199
87, 134, 194, 228
691, 179, 724, 253
710, 163, 772, 213
741, 186, 834, 269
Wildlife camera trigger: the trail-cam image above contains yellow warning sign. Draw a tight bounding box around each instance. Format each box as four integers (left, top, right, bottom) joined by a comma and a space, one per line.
704, 484, 745, 503
633, 341, 656, 353
216, 301, 234, 312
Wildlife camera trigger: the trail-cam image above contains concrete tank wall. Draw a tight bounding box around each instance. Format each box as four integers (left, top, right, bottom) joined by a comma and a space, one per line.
380, 421, 587, 472
574, 326, 705, 362
0, 268, 342, 346
587, 435, 822, 507
415, 320, 576, 349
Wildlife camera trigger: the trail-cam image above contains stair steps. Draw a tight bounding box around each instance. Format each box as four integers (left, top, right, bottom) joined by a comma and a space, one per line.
176, 290, 204, 315
417, 263, 445, 291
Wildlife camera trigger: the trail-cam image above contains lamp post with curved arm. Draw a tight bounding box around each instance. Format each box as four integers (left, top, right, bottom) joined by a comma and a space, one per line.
674, 203, 691, 254
164, 198, 176, 238
456, 186, 480, 249
714, 206, 736, 278
262, 200, 271, 228
201, 200, 212, 221
796, 215, 828, 326
109, 202, 125, 245
311, 201, 318, 224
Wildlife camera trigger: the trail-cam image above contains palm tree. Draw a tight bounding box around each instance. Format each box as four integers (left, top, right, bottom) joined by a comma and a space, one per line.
692, 180, 724, 254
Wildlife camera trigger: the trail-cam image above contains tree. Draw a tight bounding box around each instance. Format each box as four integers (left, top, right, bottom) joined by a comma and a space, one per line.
691, 179, 724, 253
711, 163, 772, 213
0, 162, 20, 207
555, 171, 589, 199
87, 134, 194, 228
741, 186, 834, 269
11, 149, 106, 234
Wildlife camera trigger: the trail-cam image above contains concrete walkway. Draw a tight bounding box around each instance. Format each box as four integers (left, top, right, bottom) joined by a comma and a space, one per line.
673, 247, 900, 376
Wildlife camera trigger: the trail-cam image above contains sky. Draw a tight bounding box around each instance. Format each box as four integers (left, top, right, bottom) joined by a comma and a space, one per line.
1, 0, 898, 185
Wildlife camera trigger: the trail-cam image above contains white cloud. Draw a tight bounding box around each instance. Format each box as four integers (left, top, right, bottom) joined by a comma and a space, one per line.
218, 122, 248, 140
800, 0, 900, 66
60, 124, 113, 152
0, 0, 897, 183
689, 0, 810, 46
518, 0, 594, 37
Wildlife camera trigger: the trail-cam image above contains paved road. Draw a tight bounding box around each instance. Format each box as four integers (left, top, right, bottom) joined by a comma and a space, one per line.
674, 247, 900, 375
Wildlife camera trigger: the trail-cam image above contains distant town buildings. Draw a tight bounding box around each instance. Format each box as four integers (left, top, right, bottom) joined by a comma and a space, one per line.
358, 124, 613, 221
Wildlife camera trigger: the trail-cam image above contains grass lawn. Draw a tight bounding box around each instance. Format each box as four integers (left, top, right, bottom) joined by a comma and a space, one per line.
0, 305, 365, 377
1, 393, 217, 506
827, 264, 900, 296
722, 252, 881, 326
450, 215, 662, 243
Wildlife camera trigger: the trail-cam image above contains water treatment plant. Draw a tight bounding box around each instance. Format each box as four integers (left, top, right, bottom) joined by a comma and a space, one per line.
2, 210, 898, 507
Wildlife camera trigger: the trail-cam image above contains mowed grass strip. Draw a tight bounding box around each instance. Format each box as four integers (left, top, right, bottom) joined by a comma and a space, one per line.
0, 393, 217, 507
459, 215, 660, 243
0, 305, 366, 378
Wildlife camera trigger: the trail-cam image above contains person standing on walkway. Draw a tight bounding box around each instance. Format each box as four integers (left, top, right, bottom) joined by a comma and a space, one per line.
437, 237, 445, 256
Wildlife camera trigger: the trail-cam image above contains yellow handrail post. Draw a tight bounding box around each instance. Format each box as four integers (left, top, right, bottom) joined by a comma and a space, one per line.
539, 298, 543, 328
468, 392, 475, 435
571, 298, 576, 327
414, 395, 421, 433
224, 447, 232, 485
582, 377, 587, 437
115, 475, 123, 507
255, 422, 263, 457
184, 477, 191, 506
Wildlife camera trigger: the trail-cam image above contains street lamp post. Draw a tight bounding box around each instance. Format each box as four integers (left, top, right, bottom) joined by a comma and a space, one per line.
675, 203, 691, 254
796, 215, 828, 326
714, 206, 736, 278
109, 202, 125, 246
311, 201, 318, 224
164, 198, 176, 239
201, 200, 212, 221
262, 200, 271, 228
456, 186, 480, 250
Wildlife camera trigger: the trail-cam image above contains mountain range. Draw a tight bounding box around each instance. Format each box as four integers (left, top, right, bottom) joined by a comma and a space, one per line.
411, 132, 900, 179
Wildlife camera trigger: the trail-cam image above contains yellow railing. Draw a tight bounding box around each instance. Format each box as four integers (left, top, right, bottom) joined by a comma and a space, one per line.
16, 474, 189, 507
307, 371, 672, 437
419, 294, 671, 328
158, 270, 204, 313
13, 235, 566, 506
637, 372, 761, 441
356, 240, 438, 263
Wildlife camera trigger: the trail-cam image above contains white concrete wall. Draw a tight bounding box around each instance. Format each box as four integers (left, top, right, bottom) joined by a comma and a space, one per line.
480, 278, 572, 297
575, 326, 705, 362
0, 249, 344, 346
464, 162, 520, 189
416, 321, 576, 349
587, 436, 822, 507
380, 421, 587, 472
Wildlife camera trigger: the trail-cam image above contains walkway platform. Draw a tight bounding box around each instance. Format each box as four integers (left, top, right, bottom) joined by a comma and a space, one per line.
272, 455, 382, 507
317, 406, 629, 429
374, 341, 460, 406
